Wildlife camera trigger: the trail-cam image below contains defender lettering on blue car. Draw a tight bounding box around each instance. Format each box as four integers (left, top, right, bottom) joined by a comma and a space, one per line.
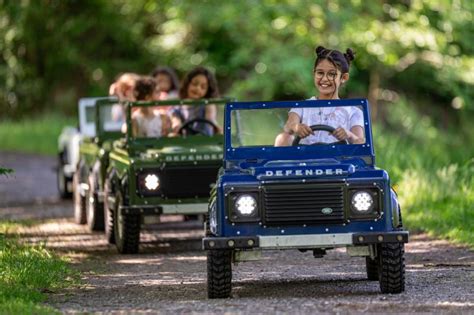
204, 99, 408, 298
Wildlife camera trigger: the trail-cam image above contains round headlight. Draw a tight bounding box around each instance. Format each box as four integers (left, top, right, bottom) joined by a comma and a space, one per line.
351, 191, 373, 212
235, 195, 257, 215
144, 174, 160, 190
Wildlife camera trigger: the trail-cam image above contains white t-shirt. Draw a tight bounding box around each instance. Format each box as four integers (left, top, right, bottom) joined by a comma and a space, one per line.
132, 112, 162, 138
289, 97, 364, 144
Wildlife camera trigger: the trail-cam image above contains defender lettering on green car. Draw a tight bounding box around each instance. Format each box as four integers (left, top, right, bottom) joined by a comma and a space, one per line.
104, 98, 231, 254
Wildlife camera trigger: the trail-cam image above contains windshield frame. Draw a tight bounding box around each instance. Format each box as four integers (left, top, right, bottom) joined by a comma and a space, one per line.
125, 97, 233, 143
93, 97, 122, 140
224, 99, 375, 162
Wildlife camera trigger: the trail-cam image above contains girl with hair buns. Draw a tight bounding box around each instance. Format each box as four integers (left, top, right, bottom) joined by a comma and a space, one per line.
275, 45, 365, 146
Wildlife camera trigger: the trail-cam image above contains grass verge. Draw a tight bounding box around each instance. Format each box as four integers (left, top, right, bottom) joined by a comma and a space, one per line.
0, 114, 75, 156
375, 99, 474, 248
396, 162, 474, 247
0, 222, 78, 314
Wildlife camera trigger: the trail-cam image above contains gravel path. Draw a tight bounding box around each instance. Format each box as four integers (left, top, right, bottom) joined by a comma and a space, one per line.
1, 152, 473, 314
0, 151, 60, 207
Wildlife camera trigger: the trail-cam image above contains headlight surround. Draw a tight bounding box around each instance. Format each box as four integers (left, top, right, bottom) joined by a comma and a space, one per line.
226, 188, 260, 222
348, 188, 381, 219
137, 171, 162, 196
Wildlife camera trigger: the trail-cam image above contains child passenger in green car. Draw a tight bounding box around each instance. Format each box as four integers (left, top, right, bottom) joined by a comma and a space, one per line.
131, 76, 171, 138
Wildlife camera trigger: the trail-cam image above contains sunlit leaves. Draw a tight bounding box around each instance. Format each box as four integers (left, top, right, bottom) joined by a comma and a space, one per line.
0, 0, 473, 118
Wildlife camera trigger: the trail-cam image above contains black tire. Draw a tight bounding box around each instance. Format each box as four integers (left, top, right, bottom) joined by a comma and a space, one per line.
207, 250, 232, 299
103, 179, 115, 244
378, 242, 405, 294
366, 256, 379, 281
114, 189, 141, 254
57, 153, 72, 199
86, 174, 105, 231
73, 172, 86, 225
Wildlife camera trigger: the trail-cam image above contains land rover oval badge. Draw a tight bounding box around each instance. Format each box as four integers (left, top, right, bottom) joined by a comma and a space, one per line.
321, 207, 333, 215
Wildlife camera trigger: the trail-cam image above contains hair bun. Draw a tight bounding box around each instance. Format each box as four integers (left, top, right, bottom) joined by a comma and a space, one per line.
344, 48, 355, 63
315, 45, 327, 56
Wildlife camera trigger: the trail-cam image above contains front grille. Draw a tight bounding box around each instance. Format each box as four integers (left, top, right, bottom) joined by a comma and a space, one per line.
263, 183, 345, 225
159, 164, 220, 198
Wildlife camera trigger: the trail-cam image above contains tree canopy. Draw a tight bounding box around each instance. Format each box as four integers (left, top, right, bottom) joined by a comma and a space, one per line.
1, 0, 472, 120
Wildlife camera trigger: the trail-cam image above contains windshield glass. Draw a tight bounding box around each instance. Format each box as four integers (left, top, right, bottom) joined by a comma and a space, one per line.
85, 106, 95, 124
99, 103, 125, 132
231, 105, 366, 147
130, 104, 224, 139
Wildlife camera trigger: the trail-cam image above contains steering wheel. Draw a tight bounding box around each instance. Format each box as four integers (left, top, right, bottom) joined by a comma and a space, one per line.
292, 124, 349, 146
177, 118, 220, 136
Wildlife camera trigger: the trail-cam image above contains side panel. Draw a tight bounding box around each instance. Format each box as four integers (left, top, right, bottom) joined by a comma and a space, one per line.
79, 141, 100, 169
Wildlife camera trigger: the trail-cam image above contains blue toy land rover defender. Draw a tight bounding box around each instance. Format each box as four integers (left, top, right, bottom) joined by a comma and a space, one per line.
203, 99, 408, 298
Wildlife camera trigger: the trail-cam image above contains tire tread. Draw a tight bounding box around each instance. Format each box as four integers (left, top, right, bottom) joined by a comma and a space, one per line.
378, 242, 405, 294
207, 250, 232, 298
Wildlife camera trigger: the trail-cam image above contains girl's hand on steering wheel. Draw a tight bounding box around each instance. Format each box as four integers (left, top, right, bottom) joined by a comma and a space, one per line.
332, 127, 349, 141
293, 123, 314, 138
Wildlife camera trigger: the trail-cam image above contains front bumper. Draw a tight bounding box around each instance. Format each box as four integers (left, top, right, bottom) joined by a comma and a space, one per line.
120, 203, 207, 216
202, 231, 409, 250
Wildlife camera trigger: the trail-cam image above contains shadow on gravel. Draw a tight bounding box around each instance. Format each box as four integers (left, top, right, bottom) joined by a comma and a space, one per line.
232, 277, 379, 298
28, 232, 204, 255
140, 239, 203, 254
0, 201, 73, 221
66, 275, 380, 303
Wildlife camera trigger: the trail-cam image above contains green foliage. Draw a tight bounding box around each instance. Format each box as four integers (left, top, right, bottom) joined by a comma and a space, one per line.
0, 220, 36, 233
399, 163, 474, 246
375, 99, 474, 246
0, 0, 162, 118
0, 232, 76, 314
1, 1, 473, 118
0, 299, 59, 315
0, 114, 75, 156
0, 168, 14, 176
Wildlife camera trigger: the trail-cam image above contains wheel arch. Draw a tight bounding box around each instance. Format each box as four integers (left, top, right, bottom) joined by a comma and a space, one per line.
390, 188, 402, 228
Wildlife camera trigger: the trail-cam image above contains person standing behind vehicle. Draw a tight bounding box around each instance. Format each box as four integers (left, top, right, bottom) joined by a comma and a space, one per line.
109, 72, 140, 101
151, 66, 180, 116
131, 76, 171, 138
151, 66, 180, 100
109, 72, 140, 123
172, 66, 220, 135
275, 46, 365, 146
